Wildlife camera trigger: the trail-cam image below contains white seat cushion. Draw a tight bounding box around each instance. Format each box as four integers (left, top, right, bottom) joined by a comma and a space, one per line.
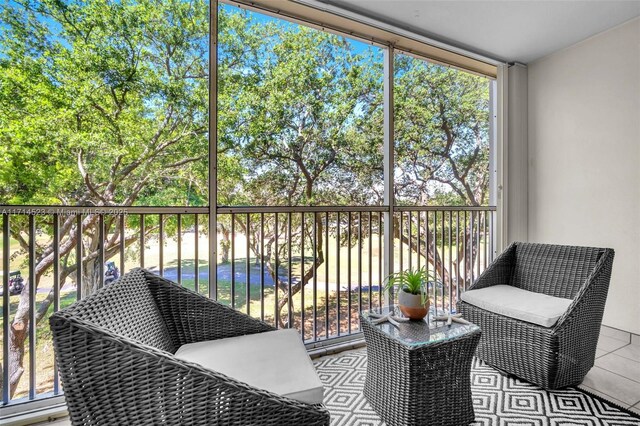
174, 329, 323, 405
460, 285, 573, 328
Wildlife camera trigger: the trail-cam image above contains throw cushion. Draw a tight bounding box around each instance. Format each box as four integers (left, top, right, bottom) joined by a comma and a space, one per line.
460, 285, 572, 327
174, 329, 324, 404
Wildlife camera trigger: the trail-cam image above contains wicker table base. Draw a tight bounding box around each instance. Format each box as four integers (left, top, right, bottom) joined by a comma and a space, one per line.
361, 308, 481, 426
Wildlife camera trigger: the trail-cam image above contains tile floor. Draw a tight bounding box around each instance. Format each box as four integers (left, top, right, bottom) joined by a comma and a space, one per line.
578, 325, 640, 414
29, 326, 640, 425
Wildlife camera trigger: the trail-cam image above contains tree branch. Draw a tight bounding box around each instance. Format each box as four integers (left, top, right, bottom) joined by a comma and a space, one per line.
77, 149, 107, 204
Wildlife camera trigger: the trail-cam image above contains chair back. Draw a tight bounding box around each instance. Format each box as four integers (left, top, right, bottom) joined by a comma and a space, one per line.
57, 268, 175, 352
511, 243, 606, 299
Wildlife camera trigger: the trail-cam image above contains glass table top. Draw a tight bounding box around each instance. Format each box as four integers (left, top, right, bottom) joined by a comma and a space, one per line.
361, 305, 480, 348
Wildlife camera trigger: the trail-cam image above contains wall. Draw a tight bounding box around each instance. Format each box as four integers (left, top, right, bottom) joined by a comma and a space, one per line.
528, 17, 640, 334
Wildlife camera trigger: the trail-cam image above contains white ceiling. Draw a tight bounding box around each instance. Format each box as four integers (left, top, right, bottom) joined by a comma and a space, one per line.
318, 0, 640, 63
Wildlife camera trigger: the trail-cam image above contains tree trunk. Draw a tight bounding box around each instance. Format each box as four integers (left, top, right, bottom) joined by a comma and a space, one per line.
4, 215, 150, 398
81, 257, 101, 297
260, 214, 325, 330
7, 311, 28, 397
220, 226, 231, 264
4, 215, 88, 398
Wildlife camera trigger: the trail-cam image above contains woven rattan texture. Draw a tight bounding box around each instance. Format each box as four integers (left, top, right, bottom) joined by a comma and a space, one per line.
50, 269, 330, 426
511, 243, 603, 299
361, 315, 481, 426
59, 268, 176, 352
459, 242, 614, 390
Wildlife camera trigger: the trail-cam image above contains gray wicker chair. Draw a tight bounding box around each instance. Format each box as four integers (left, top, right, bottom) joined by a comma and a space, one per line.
458, 242, 614, 389
50, 268, 330, 425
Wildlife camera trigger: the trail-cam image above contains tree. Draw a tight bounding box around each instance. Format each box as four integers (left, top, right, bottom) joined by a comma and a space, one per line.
393, 54, 491, 303
0, 0, 209, 397
217, 6, 383, 327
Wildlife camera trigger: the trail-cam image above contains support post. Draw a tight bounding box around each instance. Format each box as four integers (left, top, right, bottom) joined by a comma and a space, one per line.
495, 64, 509, 254
209, 1, 218, 300
383, 47, 394, 306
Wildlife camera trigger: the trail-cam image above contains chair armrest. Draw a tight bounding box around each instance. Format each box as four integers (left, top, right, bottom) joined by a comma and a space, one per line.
552, 248, 614, 333
142, 269, 276, 347
466, 242, 517, 292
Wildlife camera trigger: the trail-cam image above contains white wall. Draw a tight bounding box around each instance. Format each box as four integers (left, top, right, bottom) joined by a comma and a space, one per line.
528, 17, 640, 334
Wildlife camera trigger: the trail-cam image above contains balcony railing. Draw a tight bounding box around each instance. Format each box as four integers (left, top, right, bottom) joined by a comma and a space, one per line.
0, 204, 495, 407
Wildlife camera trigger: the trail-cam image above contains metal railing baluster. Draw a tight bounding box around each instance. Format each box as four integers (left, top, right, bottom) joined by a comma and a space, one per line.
287, 212, 292, 327
3, 214, 10, 404
426, 211, 431, 304
158, 214, 163, 277
378, 212, 382, 308
177, 214, 182, 286
77, 215, 83, 300
347, 212, 351, 335
246, 213, 250, 316
432, 211, 437, 310
399, 211, 403, 273
483, 211, 488, 269
98, 215, 105, 289
336, 212, 341, 336
408, 211, 412, 271
139, 214, 145, 269
312, 212, 317, 340
456, 211, 460, 304
28, 215, 36, 399
417, 211, 421, 270
119, 215, 125, 275
325, 212, 330, 338
260, 213, 265, 321
231, 214, 236, 309
470, 211, 475, 284
53, 214, 60, 395
194, 214, 199, 294
357, 211, 362, 325
368, 211, 373, 311
463, 211, 467, 292
490, 211, 495, 261
440, 210, 444, 311
476, 210, 481, 279
448, 211, 453, 312
300, 213, 305, 338
274, 213, 278, 328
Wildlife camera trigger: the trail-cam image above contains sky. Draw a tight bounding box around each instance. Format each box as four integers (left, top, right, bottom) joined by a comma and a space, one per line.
220, 3, 377, 57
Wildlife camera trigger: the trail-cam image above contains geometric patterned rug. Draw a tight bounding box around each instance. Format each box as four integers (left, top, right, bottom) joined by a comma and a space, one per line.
314, 350, 640, 426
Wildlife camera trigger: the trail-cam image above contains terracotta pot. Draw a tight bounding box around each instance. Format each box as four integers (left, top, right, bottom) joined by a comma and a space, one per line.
398, 289, 429, 320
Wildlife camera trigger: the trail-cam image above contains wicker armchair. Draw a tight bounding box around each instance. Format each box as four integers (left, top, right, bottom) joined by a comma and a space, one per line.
458, 242, 614, 389
50, 268, 329, 426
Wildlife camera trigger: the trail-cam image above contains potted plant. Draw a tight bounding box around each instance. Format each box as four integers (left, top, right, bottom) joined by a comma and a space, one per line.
384, 268, 435, 320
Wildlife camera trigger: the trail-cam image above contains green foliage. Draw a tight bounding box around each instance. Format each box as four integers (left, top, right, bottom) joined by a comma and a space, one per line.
393, 54, 491, 206
218, 6, 384, 207
0, 0, 210, 207
216, 6, 490, 209
384, 267, 435, 304
1, 2, 490, 210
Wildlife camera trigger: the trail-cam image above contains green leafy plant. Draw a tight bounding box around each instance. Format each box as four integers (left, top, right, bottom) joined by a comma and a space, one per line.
384, 268, 436, 304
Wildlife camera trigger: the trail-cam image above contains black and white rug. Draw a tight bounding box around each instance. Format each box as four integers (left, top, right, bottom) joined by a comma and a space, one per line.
314, 350, 640, 426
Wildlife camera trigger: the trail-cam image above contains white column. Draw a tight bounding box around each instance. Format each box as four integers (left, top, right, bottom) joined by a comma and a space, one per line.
507, 63, 528, 244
